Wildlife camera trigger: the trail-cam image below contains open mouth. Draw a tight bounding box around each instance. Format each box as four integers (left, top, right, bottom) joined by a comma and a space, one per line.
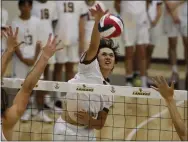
105, 61, 111, 65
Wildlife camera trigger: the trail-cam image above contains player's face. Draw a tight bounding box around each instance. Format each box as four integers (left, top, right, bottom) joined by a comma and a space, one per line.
19, 2, 32, 16
98, 48, 115, 71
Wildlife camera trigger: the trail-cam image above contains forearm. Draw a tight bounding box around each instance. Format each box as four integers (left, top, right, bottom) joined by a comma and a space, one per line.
88, 117, 104, 130
1, 50, 14, 77
79, 17, 85, 52
166, 99, 187, 141
114, 0, 121, 14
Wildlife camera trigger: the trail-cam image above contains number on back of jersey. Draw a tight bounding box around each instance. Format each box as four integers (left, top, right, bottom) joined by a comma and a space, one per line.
41, 9, 49, 19
63, 2, 74, 13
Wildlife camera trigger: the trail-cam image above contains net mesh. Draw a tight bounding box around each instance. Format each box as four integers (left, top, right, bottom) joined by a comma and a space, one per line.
2, 86, 187, 141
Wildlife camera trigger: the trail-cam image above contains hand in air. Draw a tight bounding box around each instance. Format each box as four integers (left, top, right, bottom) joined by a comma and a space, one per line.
89, 4, 109, 20
41, 34, 62, 59
151, 76, 174, 101
74, 110, 90, 125
2, 26, 24, 52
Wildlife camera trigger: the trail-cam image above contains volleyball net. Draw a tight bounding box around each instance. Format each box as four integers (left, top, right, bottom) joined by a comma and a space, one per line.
1, 77, 188, 141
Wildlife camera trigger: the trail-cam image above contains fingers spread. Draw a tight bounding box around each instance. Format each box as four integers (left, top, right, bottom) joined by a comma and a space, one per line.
9, 26, 13, 36
46, 33, 52, 46
14, 27, 19, 38
151, 77, 159, 87
2, 31, 8, 39
52, 35, 58, 46
171, 81, 175, 90
160, 76, 168, 86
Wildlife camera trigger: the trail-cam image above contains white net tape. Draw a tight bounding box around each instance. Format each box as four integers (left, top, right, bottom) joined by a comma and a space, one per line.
2, 78, 187, 101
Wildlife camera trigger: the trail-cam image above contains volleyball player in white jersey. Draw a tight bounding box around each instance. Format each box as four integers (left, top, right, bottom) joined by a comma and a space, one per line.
164, 1, 188, 90
53, 5, 116, 141
1, 7, 9, 55
114, 1, 149, 87
11, 0, 52, 122
146, 0, 163, 85
84, 0, 105, 50
31, 0, 61, 114
1, 26, 61, 141
54, 1, 88, 82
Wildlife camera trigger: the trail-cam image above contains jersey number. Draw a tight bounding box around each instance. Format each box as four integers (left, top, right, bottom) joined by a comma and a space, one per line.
24, 35, 33, 45
64, 2, 74, 13
41, 9, 49, 19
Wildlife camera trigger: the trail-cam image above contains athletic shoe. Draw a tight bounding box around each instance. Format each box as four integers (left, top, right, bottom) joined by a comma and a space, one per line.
38, 111, 52, 123
185, 73, 188, 90
170, 72, 179, 90
21, 109, 32, 122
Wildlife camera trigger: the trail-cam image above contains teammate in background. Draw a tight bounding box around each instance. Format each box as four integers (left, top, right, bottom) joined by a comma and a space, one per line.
114, 0, 149, 87
53, 1, 88, 109
151, 76, 187, 141
83, 0, 105, 50
1, 27, 61, 141
11, 0, 51, 122
1, 7, 9, 55
146, 0, 163, 85
163, 0, 188, 90
31, 0, 60, 114
53, 5, 115, 141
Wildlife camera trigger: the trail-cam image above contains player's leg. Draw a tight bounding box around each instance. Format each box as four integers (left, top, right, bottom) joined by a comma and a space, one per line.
136, 22, 149, 87
65, 62, 74, 81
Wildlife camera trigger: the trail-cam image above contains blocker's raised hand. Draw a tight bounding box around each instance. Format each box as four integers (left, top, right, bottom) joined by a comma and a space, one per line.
151, 76, 174, 101
42, 34, 62, 59
89, 4, 108, 19
2, 26, 24, 52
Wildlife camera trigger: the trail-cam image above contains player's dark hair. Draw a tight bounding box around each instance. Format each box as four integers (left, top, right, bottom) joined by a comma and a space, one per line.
98, 38, 119, 64
1, 88, 8, 117
18, 0, 33, 7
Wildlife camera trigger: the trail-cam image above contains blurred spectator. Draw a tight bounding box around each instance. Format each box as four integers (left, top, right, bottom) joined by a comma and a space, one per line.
11, 0, 52, 122
146, 0, 163, 85
1, 7, 9, 55
114, 1, 149, 87
31, 0, 60, 113
163, 1, 188, 90
53, 1, 88, 107
83, 0, 105, 50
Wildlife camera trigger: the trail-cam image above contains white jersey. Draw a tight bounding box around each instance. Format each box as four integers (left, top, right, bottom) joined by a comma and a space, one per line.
84, 1, 105, 42
121, 1, 148, 25
31, 1, 58, 45
1, 8, 9, 54
55, 1, 88, 46
11, 16, 42, 59
148, 1, 162, 22
66, 54, 113, 122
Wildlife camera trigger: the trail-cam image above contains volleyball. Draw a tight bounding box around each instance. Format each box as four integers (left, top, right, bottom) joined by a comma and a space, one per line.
98, 14, 124, 38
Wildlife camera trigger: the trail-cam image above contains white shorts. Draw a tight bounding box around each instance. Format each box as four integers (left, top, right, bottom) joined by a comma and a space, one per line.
122, 13, 149, 47
149, 26, 159, 45
53, 116, 96, 141
163, 15, 187, 37
55, 43, 79, 64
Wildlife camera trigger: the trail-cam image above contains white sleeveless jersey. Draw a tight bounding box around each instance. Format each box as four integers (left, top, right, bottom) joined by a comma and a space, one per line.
11, 16, 42, 59
148, 1, 162, 22
55, 1, 88, 46
31, 1, 58, 44
84, 1, 105, 42
66, 54, 113, 122
121, 1, 148, 25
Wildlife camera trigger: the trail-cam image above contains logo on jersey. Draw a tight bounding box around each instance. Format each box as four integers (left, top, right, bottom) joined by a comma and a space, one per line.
76, 84, 94, 92
55, 83, 60, 89
110, 86, 116, 93
132, 88, 150, 96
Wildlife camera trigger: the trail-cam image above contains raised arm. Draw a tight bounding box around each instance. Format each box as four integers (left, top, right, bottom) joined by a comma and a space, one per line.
1, 27, 23, 77
151, 76, 187, 141
83, 4, 108, 62
3, 34, 62, 128
114, 0, 121, 14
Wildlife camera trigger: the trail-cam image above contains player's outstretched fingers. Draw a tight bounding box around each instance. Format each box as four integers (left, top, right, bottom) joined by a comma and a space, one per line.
160, 76, 167, 86
170, 81, 175, 89
14, 27, 19, 38
151, 77, 159, 87
9, 26, 13, 36
46, 33, 52, 46
52, 35, 58, 47
151, 85, 159, 92
2, 31, 8, 39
